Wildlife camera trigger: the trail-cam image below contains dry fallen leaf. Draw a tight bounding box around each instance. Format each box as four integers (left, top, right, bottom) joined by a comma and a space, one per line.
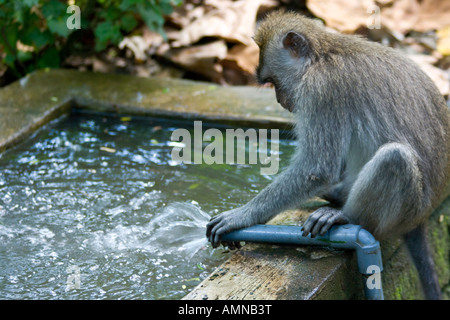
163, 40, 228, 83
220, 41, 260, 84
224, 41, 259, 74
414, 0, 450, 32
156, 0, 278, 84
167, 3, 206, 30
380, 0, 421, 34
307, 0, 450, 34
119, 27, 165, 62
307, 0, 376, 33
119, 36, 149, 62
437, 26, 450, 56
382, 0, 450, 33
171, 0, 266, 47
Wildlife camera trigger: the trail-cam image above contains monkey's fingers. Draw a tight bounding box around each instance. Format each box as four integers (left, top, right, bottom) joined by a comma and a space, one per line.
206, 210, 245, 249
212, 225, 227, 248
302, 208, 329, 237
319, 212, 349, 236
206, 220, 214, 238
303, 207, 350, 238
206, 214, 223, 239
208, 217, 227, 248
311, 211, 333, 237
221, 241, 242, 250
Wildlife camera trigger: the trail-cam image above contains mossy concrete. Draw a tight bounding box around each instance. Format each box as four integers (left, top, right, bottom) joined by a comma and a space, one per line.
0, 69, 289, 152
0, 69, 449, 300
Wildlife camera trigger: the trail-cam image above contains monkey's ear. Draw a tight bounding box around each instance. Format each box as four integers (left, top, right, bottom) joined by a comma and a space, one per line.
282, 31, 308, 58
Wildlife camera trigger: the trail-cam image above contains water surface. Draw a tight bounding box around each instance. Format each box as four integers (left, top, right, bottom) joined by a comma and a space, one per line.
0, 110, 295, 299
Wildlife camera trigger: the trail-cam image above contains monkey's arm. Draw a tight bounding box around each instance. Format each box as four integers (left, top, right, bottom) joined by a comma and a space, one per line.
206, 64, 353, 248
206, 122, 349, 248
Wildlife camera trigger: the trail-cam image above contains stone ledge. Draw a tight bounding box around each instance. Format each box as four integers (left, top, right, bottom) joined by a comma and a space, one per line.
0, 69, 290, 152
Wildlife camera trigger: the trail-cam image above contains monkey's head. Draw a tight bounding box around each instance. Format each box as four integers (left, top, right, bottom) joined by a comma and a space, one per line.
254, 11, 328, 113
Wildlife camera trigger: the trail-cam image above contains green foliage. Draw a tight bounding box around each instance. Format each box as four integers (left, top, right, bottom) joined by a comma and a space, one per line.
0, 0, 183, 77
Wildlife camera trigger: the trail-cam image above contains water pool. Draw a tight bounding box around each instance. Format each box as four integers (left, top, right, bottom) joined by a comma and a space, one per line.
0, 110, 295, 299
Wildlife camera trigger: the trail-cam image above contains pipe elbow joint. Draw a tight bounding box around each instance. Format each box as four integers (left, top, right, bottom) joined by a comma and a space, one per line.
355, 227, 383, 275
356, 227, 378, 248
328, 225, 383, 275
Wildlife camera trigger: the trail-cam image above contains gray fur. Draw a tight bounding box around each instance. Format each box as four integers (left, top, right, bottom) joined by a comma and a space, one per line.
206, 12, 450, 299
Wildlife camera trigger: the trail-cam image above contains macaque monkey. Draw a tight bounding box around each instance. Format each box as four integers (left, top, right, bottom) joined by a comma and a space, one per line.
206, 11, 450, 299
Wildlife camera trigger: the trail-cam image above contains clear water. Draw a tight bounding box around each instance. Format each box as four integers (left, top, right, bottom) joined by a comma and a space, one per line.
0, 110, 295, 299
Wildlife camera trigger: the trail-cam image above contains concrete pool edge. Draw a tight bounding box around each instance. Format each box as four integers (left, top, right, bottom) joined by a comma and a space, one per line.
0, 69, 449, 300
0, 68, 292, 153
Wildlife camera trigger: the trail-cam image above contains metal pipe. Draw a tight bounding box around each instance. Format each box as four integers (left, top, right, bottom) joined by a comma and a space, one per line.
221, 224, 384, 300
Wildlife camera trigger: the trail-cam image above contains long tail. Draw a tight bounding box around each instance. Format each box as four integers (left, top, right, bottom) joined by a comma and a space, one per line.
403, 223, 442, 300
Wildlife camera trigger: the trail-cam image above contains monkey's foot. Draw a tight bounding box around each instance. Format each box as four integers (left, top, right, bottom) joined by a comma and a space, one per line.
302, 207, 349, 237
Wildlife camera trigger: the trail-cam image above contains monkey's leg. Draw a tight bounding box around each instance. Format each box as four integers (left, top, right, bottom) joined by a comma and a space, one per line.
342, 142, 424, 239
304, 143, 424, 239
343, 143, 441, 299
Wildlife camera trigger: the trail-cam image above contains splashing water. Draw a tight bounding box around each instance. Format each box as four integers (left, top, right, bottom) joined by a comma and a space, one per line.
89, 202, 212, 259
147, 202, 212, 258
0, 111, 296, 299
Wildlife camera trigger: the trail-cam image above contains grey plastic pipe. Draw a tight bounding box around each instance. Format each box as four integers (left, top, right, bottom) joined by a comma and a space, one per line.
221, 224, 384, 300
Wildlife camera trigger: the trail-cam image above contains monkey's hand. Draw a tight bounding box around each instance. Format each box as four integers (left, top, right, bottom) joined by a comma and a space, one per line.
302, 207, 349, 237
206, 206, 254, 249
